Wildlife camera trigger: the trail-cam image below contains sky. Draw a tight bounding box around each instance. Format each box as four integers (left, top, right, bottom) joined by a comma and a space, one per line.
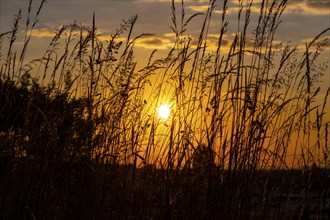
1, 0, 328, 100
1, 0, 329, 57
0, 0, 329, 167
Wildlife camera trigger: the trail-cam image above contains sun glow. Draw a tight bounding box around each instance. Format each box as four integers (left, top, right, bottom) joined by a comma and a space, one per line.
157, 104, 171, 120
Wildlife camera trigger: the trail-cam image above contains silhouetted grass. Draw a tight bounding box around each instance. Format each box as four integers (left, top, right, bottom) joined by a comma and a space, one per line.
0, 0, 329, 219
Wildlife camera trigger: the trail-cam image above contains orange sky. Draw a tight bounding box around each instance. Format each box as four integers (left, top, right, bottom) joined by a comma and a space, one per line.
0, 0, 329, 168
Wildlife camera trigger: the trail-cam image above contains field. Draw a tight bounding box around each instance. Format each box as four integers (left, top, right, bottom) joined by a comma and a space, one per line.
0, 0, 329, 219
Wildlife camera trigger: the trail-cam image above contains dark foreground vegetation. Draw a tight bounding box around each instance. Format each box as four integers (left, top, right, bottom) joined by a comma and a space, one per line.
1, 145, 329, 219
1, 0, 329, 219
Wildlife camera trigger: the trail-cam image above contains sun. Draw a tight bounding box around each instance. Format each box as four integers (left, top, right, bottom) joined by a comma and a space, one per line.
157, 104, 171, 120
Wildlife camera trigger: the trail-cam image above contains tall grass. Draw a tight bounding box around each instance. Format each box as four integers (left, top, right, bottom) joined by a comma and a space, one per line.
0, 0, 329, 219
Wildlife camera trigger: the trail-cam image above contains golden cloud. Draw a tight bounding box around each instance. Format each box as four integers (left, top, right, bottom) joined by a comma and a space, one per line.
161, 33, 248, 52
187, 5, 210, 12
134, 37, 173, 50
29, 28, 55, 38
187, 34, 233, 51
136, 0, 209, 2
299, 36, 330, 51
164, 33, 177, 38
30, 27, 127, 43
187, 33, 285, 53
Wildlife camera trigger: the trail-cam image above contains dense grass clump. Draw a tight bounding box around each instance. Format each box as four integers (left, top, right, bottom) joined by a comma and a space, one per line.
0, 0, 329, 219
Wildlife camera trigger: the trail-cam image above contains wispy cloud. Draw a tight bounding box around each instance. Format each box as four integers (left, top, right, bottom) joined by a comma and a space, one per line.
28, 27, 173, 50
135, 0, 209, 2
185, 0, 330, 16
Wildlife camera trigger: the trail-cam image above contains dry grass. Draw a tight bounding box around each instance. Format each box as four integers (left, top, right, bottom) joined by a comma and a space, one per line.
0, 0, 329, 219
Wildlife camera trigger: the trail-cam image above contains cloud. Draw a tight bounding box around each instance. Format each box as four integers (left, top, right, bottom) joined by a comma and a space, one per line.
164, 33, 176, 38
228, 0, 330, 15
187, 34, 232, 51
187, 5, 210, 12
135, 0, 209, 2
299, 36, 330, 51
162, 32, 270, 52
187, 33, 286, 52
28, 26, 175, 51
29, 28, 56, 38
205, 0, 330, 16
286, 0, 330, 15
134, 37, 173, 49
